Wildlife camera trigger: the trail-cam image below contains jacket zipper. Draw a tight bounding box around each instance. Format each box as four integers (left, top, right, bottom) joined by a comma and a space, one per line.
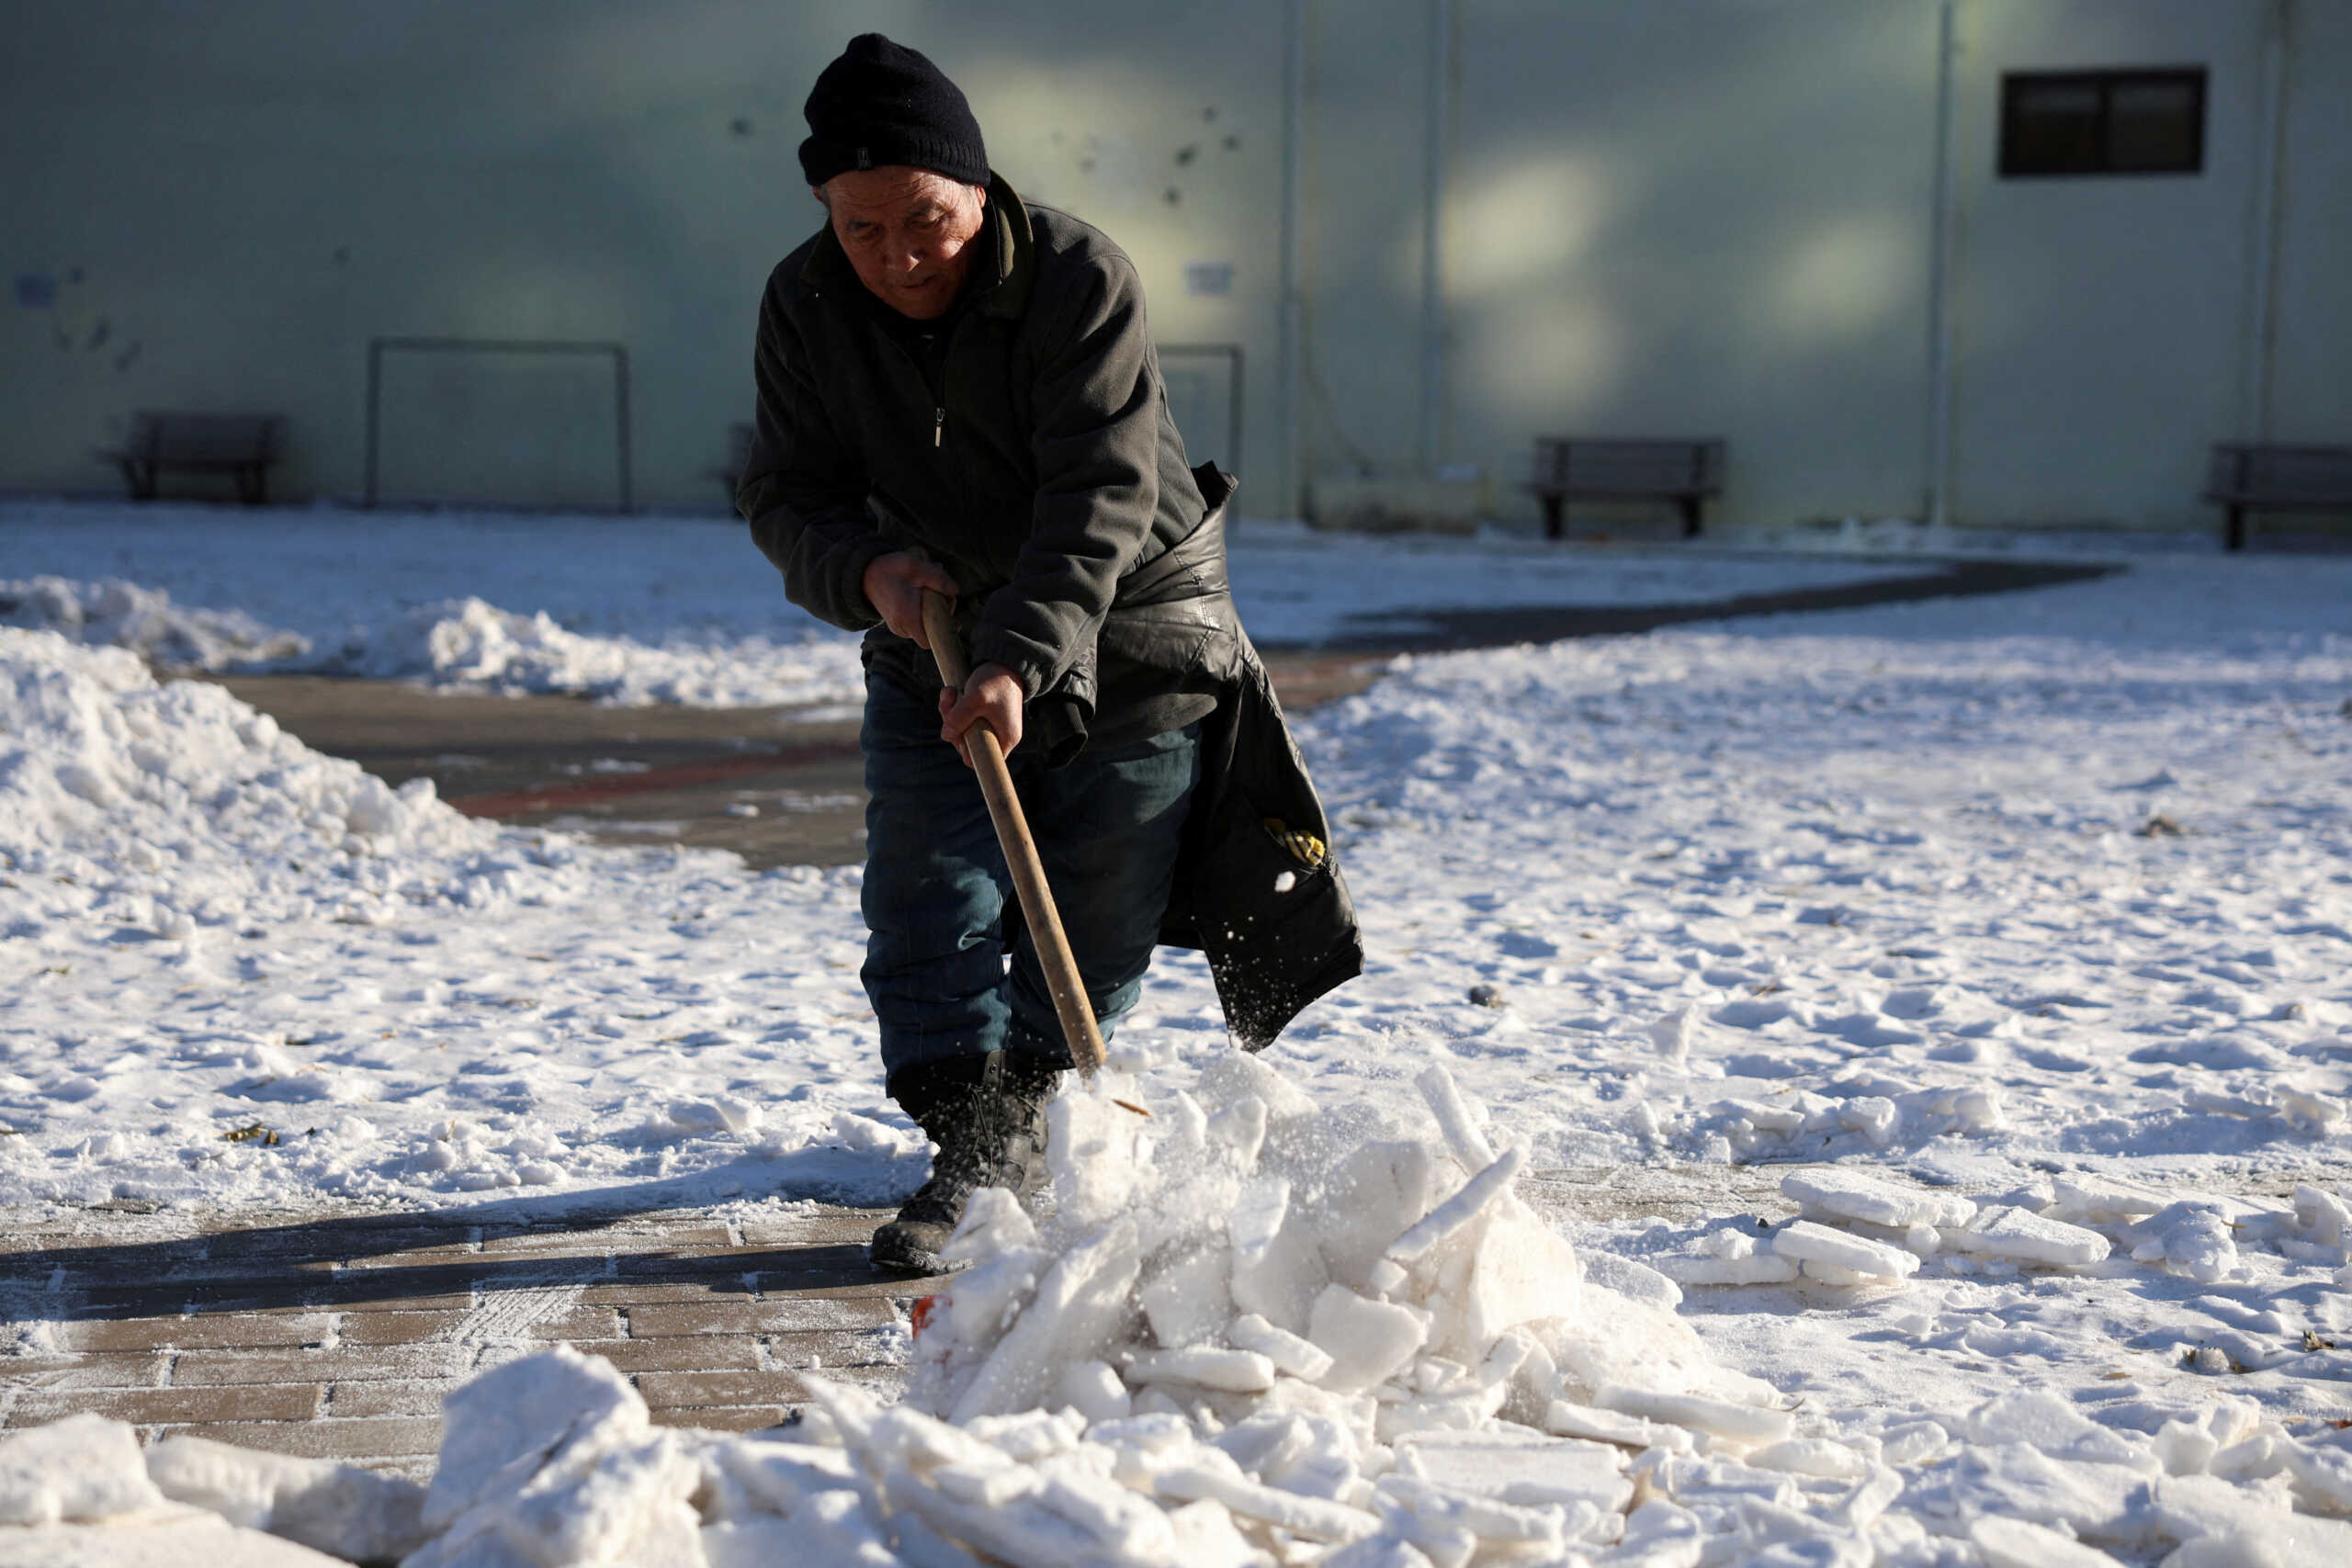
933, 407, 944, 447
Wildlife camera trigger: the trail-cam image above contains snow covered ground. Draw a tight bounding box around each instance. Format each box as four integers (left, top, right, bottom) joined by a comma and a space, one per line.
4, 502, 2350, 1562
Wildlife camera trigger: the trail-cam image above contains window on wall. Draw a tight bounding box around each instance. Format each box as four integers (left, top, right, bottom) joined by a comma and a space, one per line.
1999, 68, 2207, 177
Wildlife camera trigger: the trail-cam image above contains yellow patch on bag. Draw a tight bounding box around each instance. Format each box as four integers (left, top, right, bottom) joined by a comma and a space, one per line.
1263, 818, 1328, 870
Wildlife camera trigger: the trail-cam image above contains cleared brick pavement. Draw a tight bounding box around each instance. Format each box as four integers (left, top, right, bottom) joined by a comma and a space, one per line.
0, 1203, 918, 1474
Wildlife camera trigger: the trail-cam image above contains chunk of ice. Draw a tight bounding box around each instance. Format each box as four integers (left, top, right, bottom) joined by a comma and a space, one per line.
1394, 1428, 1632, 1514
1972, 1514, 2130, 1568
2291, 1184, 2351, 1249
1543, 1399, 1694, 1454
1800, 1258, 1890, 1287
1385, 1146, 1525, 1265
1957, 1391, 2155, 1472
1648, 1249, 1802, 1286
1056, 1361, 1132, 1426
1125, 1348, 1277, 1393
1770, 1220, 1920, 1280
952, 1220, 1142, 1422
2121, 1201, 2237, 1282
145, 1435, 425, 1562
1746, 1438, 1870, 1480
1230, 1174, 1330, 1335
1579, 1250, 1682, 1311
1951, 1205, 2111, 1269
1313, 1140, 1441, 1291
707, 1438, 861, 1519
1228, 1312, 1336, 1382
1157, 1455, 1381, 1543
1781, 1168, 1975, 1230
2049, 1172, 2171, 1224
1593, 1384, 1793, 1445
1139, 1239, 1233, 1348
1414, 1066, 1498, 1170
417, 1344, 649, 1536
0, 1508, 359, 1567
0, 1414, 165, 1526
1309, 1285, 1431, 1393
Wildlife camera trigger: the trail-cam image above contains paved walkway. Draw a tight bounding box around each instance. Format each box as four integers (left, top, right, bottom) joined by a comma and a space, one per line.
0, 1204, 909, 1475
205, 558, 2109, 867
0, 1163, 1826, 1474
209, 650, 1385, 869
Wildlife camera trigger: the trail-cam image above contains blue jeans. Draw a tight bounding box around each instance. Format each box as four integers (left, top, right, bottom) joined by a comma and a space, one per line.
859, 670, 1202, 1084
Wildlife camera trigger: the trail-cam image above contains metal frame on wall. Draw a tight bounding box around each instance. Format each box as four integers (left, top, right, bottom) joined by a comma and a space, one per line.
363, 336, 632, 512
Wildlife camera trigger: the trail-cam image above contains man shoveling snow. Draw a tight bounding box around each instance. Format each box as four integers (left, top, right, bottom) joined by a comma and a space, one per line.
736, 34, 1361, 1272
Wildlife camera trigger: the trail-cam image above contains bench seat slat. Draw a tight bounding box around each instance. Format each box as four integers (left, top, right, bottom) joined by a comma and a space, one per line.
2203, 442, 2352, 549
1525, 435, 1726, 539
97, 411, 284, 504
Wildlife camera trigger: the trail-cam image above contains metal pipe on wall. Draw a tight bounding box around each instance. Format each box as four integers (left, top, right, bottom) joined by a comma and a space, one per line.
2242, 0, 2290, 441
1922, 0, 1961, 530
1419, 0, 1451, 476
1278, 0, 1307, 519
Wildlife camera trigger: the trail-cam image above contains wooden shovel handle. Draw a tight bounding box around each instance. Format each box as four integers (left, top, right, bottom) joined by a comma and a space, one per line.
922, 591, 1107, 1078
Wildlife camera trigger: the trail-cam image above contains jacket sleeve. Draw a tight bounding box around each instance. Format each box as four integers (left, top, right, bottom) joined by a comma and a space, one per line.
735, 274, 891, 632
966, 255, 1160, 697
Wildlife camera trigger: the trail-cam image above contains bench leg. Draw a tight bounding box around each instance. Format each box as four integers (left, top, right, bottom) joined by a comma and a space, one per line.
1681, 497, 1702, 539
2225, 505, 2245, 552
1541, 495, 1564, 541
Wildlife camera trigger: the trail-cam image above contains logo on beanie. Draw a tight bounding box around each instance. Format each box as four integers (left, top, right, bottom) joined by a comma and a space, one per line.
856, 147, 872, 169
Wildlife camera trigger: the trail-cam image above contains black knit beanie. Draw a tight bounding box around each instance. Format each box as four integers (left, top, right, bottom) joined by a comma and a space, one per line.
798, 34, 989, 190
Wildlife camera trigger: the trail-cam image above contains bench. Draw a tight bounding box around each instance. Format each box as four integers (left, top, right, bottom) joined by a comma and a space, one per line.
2203, 443, 2352, 551
709, 421, 753, 498
1526, 436, 1726, 540
97, 412, 284, 504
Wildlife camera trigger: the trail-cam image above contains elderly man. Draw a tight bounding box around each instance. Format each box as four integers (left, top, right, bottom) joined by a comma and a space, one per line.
739, 34, 1359, 1273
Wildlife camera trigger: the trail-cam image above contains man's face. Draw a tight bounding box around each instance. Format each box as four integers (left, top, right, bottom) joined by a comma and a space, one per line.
818, 166, 988, 321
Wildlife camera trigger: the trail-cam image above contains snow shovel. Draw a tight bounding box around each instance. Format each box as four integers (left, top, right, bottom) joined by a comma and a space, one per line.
921, 590, 1109, 1080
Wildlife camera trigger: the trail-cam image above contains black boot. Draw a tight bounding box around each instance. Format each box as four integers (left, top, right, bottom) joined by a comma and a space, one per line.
871, 1051, 1062, 1274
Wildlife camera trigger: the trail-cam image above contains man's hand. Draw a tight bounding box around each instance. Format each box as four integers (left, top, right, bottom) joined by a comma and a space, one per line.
940, 662, 1025, 766
862, 552, 959, 648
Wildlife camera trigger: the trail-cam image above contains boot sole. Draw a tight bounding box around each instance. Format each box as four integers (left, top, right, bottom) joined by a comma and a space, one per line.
869, 1224, 961, 1276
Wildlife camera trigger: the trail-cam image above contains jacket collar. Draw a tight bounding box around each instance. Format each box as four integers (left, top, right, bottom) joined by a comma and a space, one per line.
800, 172, 1035, 321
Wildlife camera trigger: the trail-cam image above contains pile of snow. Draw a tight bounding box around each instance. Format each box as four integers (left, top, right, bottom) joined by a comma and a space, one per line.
1, 573, 865, 709
0, 626, 584, 938
1646, 1163, 2352, 1300
1, 575, 309, 671
331, 594, 865, 708
0, 626, 897, 1208
8, 1064, 2352, 1565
